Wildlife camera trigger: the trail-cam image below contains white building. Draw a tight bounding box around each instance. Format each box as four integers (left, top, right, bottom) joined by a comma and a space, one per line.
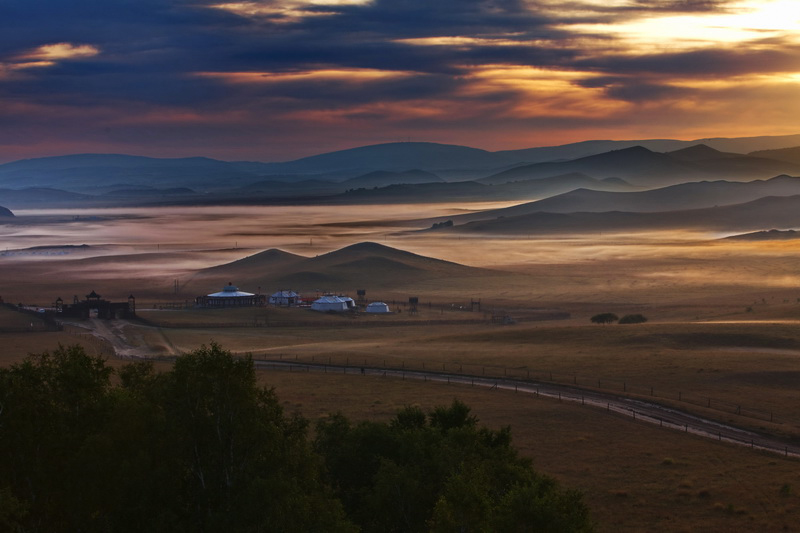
311, 295, 355, 312
269, 290, 299, 306
196, 283, 264, 307
366, 302, 391, 314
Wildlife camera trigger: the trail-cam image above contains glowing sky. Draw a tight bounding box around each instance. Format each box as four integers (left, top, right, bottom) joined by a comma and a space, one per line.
1, 0, 799, 162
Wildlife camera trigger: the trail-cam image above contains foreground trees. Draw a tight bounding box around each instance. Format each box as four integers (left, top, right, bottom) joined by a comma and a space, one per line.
0, 344, 592, 532
315, 400, 592, 532
0, 344, 351, 532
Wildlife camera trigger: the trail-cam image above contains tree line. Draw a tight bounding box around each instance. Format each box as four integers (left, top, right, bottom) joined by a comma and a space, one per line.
0, 343, 593, 532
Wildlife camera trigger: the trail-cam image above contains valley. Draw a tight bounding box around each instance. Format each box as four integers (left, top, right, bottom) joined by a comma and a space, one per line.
3, 137, 800, 531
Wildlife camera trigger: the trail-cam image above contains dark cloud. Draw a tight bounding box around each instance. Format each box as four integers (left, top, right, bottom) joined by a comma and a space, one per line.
1, 0, 798, 161
577, 44, 800, 78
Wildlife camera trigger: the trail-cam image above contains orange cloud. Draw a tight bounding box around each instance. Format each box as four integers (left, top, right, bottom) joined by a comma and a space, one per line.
17, 43, 100, 62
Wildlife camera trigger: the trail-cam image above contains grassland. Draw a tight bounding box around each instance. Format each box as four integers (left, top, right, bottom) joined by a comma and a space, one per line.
3, 204, 800, 531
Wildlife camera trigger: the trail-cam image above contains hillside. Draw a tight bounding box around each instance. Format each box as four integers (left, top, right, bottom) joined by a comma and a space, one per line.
496, 134, 800, 164
723, 229, 800, 241
195, 242, 490, 292
340, 169, 444, 189
0, 154, 260, 192
443, 195, 800, 235
0, 204, 13, 217
481, 144, 800, 187
255, 142, 520, 175
667, 145, 800, 178
749, 146, 800, 165
4, 135, 800, 202
447, 175, 800, 223
479, 146, 702, 186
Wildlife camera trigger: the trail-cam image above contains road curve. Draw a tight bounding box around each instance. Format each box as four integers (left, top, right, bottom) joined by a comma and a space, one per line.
257, 360, 800, 460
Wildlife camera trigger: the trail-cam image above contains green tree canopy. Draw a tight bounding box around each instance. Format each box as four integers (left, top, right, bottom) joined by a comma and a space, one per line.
1, 345, 592, 532
315, 399, 593, 532
0, 343, 353, 532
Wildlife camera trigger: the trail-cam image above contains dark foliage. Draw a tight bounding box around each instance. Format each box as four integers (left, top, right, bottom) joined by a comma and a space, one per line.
0, 344, 352, 532
590, 313, 619, 324
0, 345, 592, 532
618, 314, 648, 324
314, 399, 593, 532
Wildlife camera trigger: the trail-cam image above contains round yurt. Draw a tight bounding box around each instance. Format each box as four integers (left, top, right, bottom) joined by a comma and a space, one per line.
311, 295, 354, 312
366, 302, 391, 314
201, 283, 259, 307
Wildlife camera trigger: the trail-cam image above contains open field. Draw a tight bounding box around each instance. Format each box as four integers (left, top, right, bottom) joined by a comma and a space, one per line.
265, 370, 800, 533
3, 202, 800, 531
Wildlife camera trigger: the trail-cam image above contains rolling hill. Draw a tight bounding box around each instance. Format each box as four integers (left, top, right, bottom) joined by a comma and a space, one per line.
253, 142, 521, 176
0, 154, 261, 192
195, 242, 490, 291
4, 135, 800, 202
748, 146, 800, 166
338, 173, 632, 204
479, 146, 702, 186
445, 175, 800, 223
479, 145, 800, 187
723, 229, 800, 241
443, 195, 800, 235
495, 134, 800, 164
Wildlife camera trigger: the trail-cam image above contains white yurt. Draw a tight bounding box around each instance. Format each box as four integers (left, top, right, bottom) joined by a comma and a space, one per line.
201, 283, 259, 307
311, 295, 353, 312
366, 302, 391, 314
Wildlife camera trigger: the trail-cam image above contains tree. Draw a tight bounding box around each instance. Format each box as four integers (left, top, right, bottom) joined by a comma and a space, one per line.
590, 313, 618, 324
315, 400, 593, 532
0, 344, 354, 532
619, 314, 648, 324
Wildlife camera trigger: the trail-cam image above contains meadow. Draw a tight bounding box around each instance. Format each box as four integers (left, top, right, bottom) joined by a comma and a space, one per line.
2, 202, 800, 531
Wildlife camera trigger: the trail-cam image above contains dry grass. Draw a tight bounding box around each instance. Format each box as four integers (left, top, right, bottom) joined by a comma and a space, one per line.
263, 370, 800, 533
4, 205, 800, 531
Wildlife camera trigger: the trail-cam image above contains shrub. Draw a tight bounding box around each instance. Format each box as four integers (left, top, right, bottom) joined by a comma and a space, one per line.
590, 313, 618, 324
619, 314, 648, 324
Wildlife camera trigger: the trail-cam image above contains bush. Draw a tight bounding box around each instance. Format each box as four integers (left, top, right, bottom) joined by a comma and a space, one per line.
590, 313, 618, 324
619, 314, 648, 324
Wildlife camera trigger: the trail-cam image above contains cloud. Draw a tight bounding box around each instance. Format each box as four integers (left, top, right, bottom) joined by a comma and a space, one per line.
0, 0, 799, 162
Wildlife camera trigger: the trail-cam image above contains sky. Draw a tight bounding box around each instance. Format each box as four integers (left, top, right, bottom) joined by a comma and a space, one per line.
1, 0, 799, 163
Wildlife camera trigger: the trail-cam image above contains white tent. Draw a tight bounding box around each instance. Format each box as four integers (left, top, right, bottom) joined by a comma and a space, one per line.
311, 295, 352, 312
200, 283, 260, 307
269, 290, 299, 306
366, 302, 391, 314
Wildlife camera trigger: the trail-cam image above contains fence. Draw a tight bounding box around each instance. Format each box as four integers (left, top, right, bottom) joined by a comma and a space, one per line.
249, 352, 783, 427
253, 359, 800, 459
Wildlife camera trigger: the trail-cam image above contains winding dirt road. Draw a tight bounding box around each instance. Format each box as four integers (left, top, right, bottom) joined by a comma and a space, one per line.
72, 318, 800, 459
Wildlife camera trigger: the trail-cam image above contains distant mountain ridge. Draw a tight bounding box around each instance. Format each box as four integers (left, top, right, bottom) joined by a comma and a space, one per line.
2, 134, 800, 197
479, 145, 800, 187
443, 194, 800, 235
447, 175, 800, 223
